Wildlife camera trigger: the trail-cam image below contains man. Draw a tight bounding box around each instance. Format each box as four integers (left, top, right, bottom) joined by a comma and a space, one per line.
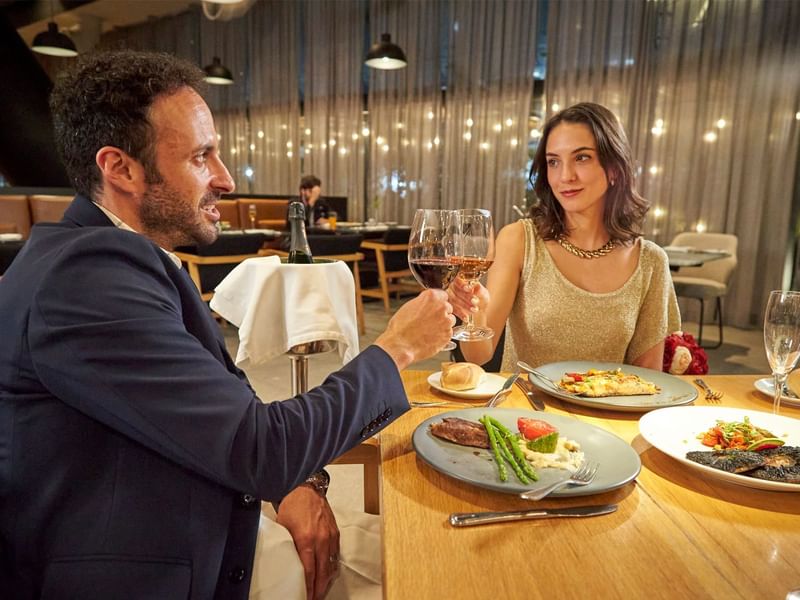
298, 174, 329, 228
0, 51, 454, 599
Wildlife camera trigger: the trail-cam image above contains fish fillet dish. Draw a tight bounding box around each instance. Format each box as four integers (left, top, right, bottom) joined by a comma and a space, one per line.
686, 418, 799, 484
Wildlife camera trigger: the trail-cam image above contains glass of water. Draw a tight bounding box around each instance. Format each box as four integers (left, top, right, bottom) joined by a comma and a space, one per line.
763, 290, 800, 414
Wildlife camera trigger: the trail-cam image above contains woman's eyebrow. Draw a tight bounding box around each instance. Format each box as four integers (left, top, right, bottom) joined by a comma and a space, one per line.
546, 146, 596, 157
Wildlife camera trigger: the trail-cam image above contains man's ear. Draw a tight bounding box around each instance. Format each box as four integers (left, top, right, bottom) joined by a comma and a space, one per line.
95, 146, 146, 193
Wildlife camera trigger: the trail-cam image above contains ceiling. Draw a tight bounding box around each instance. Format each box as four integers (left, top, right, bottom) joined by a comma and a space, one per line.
12, 0, 196, 44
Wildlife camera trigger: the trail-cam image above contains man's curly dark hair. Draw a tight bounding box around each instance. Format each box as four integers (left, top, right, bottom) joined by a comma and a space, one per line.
49, 50, 206, 199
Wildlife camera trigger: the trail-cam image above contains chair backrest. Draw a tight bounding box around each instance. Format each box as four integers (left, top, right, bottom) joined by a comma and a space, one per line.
308, 233, 364, 256
217, 200, 240, 229
236, 198, 290, 230
0, 195, 32, 238
670, 232, 738, 285
179, 233, 266, 293
381, 227, 411, 272
29, 195, 73, 225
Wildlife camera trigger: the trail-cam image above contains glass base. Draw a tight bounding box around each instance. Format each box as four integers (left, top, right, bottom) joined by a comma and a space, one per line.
451, 325, 494, 342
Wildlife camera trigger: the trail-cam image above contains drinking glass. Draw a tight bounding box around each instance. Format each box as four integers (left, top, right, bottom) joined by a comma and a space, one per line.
248, 204, 257, 229
408, 209, 461, 352
451, 208, 495, 341
763, 290, 800, 414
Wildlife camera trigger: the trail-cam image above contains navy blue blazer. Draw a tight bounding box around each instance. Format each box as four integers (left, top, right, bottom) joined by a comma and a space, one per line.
0, 195, 409, 599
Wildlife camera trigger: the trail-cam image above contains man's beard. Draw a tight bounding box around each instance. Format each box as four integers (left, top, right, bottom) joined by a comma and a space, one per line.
139, 181, 219, 249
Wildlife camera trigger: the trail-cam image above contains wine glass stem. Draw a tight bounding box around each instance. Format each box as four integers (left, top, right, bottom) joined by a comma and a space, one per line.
463, 279, 478, 330
773, 372, 788, 414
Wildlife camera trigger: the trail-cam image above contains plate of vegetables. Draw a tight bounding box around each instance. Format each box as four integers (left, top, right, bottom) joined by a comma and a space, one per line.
639, 406, 800, 491
412, 408, 641, 496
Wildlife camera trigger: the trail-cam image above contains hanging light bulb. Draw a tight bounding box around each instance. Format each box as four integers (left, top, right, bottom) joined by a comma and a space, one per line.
203, 57, 234, 85
365, 33, 407, 70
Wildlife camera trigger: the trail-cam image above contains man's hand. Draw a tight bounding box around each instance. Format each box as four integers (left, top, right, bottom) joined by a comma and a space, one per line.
276, 485, 340, 600
374, 289, 455, 370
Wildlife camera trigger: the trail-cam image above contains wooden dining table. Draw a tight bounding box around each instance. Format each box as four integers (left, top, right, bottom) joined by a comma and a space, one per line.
380, 372, 800, 599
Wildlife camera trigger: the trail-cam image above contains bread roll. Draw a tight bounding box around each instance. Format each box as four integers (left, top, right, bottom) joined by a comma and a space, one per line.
440, 362, 485, 391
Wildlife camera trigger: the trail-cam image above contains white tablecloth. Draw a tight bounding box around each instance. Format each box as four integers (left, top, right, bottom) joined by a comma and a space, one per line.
210, 256, 359, 367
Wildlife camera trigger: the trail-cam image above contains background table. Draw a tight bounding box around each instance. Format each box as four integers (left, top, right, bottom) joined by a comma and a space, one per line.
665, 247, 730, 270
380, 372, 800, 599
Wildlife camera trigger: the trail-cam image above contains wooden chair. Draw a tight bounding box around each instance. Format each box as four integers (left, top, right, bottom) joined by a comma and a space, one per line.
359, 227, 420, 313
174, 233, 267, 302
28, 195, 73, 224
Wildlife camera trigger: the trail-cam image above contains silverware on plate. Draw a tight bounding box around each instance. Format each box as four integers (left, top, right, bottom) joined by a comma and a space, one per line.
519, 461, 599, 501
448, 503, 617, 527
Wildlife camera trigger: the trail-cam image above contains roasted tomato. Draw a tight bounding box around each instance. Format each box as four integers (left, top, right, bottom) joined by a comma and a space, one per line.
517, 417, 557, 441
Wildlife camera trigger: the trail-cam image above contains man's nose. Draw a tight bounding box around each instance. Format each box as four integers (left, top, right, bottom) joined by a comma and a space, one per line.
211, 159, 235, 194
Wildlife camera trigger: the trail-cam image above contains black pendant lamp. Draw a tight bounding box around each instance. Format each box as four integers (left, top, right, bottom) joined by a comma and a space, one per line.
365, 33, 407, 70
203, 56, 234, 85
32, 22, 78, 57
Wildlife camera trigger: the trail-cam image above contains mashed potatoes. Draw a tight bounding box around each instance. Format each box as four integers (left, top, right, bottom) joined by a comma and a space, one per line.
518, 437, 584, 471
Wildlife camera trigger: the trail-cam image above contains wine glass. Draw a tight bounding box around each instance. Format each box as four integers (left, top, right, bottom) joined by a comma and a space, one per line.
451, 208, 495, 341
408, 209, 461, 351
248, 204, 257, 229
763, 290, 800, 414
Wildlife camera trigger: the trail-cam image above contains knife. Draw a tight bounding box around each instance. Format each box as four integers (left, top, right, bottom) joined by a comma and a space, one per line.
449, 504, 617, 527
520, 374, 545, 411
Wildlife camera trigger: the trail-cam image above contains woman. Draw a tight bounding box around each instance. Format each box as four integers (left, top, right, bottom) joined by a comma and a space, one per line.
451, 102, 680, 371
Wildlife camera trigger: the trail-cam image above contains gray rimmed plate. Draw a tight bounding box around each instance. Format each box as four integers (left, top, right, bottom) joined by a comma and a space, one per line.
527, 361, 697, 412
412, 407, 641, 496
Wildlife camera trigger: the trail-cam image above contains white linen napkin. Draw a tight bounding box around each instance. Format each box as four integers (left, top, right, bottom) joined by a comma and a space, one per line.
210, 255, 359, 367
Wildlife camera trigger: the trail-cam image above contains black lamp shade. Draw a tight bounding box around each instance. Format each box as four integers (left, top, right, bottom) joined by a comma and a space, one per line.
203, 56, 234, 85
31, 22, 78, 57
365, 33, 407, 70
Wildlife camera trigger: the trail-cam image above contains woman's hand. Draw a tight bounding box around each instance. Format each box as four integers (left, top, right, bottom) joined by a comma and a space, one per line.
448, 278, 489, 321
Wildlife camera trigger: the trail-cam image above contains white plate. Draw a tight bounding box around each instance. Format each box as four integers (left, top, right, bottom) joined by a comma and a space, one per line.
753, 378, 800, 408
427, 372, 508, 399
527, 361, 697, 412
639, 406, 800, 492
413, 408, 640, 496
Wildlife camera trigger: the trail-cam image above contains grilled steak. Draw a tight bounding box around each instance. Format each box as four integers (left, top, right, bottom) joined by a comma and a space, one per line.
685, 450, 766, 473
430, 417, 489, 449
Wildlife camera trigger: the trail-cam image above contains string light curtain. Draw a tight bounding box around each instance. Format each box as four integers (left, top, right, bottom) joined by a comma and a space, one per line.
440, 0, 540, 228
99, 4, 300, 195
547, 0, 800, 327
367, 0, 446, 224
303, 0, 366, 219
238, 0, 300, 195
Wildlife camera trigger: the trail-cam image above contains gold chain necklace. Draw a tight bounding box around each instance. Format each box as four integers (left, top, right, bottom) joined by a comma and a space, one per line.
556, 235, 616, 259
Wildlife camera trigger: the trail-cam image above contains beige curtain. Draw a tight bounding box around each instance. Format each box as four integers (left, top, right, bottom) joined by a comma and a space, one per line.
440, 0, 540, 228
303, 0, 367, 220
99, 3, 300, 196
547, 0, 800, 327
367, 0, 446, 224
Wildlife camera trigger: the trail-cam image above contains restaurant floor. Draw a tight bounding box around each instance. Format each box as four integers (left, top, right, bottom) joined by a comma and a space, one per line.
221, 298, 772, 511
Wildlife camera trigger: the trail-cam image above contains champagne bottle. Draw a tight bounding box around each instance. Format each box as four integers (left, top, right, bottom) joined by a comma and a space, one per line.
287, 201, 313, 264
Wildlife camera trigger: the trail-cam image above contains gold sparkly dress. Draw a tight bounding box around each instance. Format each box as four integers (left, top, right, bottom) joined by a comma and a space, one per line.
500, 219, 681, 371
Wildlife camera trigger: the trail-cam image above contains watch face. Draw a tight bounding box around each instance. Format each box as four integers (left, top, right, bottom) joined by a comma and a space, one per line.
306, 470, 330, 496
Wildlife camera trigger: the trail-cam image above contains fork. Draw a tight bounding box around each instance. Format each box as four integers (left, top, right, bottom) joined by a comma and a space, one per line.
519, 461, 599, 501
694, 378, 723, 402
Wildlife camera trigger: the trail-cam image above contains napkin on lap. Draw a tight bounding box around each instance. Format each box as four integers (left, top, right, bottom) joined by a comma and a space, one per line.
210, 256, 360, 367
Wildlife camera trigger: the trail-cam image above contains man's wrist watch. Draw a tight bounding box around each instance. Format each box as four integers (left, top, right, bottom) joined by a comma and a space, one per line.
303, 469, 330, 497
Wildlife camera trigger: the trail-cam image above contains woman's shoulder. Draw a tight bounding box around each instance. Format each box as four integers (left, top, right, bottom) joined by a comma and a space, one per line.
637, 237, 670, 271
